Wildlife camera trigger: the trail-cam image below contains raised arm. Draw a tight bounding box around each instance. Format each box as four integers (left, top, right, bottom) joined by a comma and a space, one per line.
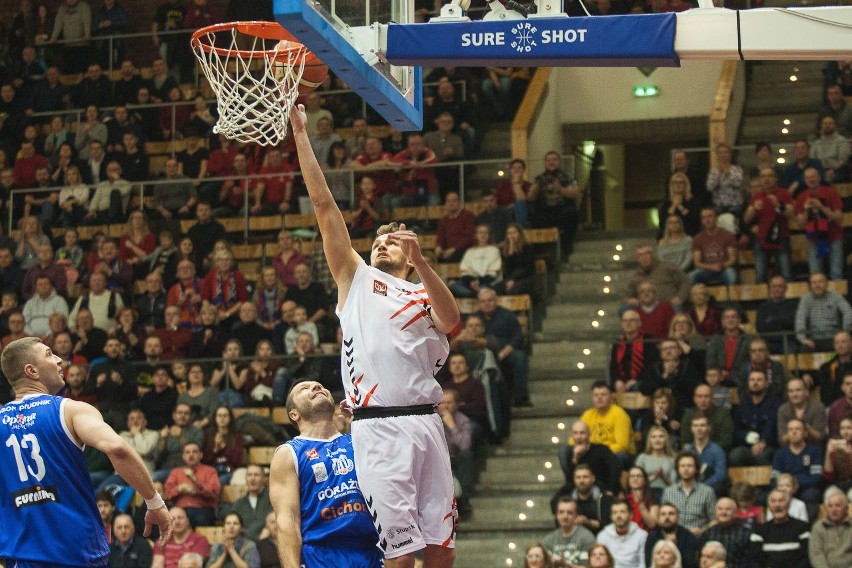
269, 447, 302, 568
65, 400, 172, 545
290, 104, 361, 306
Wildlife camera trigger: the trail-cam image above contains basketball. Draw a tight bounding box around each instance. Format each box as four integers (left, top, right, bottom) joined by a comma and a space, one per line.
299, 53, 329, 94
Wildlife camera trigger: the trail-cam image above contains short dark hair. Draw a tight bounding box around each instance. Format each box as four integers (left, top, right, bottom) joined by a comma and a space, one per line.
591, 380, 612, 392
674, 451, 699, 470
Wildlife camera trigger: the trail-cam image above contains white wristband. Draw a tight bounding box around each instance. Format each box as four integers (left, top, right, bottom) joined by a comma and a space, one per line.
145, 493, 166, 510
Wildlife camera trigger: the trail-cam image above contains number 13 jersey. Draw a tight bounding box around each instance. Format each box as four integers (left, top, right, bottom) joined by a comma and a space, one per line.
0, 394, 110, 565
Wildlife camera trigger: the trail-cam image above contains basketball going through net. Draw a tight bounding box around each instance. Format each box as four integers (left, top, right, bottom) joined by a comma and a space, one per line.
191, 21, 328, 146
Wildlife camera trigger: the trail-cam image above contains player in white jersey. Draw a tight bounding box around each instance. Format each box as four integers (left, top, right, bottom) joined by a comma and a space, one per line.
290, 104, 460, 568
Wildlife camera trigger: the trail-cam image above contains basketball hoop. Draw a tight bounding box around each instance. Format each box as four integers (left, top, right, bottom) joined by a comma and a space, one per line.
191, 21, 321, 146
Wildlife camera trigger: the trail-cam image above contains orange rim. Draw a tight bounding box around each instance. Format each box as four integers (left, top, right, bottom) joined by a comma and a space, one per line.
191, 21, 312, 63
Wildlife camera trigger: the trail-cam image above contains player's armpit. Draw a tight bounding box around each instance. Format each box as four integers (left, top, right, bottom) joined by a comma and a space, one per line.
269, 447, 303, 568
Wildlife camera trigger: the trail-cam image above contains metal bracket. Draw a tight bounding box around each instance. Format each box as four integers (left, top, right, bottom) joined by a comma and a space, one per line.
431, 0, 472, 22
529, 0, 568, 18
348, 24, 381, 66
483, 0, 526, 20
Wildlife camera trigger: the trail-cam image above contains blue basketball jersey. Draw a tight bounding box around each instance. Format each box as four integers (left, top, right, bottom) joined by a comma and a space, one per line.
284, 433, 379, 551
0, 395, 110, 566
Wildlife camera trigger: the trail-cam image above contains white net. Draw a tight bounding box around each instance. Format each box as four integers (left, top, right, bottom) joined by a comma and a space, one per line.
191, 26, 307, 146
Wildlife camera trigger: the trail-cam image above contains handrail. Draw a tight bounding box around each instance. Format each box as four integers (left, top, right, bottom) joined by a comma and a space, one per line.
511, 68, 552, 162
708, 60, 740, 169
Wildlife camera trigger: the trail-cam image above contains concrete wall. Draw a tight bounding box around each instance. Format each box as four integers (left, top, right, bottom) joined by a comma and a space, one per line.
552, 60, 724, 124
526, 84, 563, 179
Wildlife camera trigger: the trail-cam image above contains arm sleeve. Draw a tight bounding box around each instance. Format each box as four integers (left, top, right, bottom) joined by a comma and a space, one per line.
808, 526, 828, 568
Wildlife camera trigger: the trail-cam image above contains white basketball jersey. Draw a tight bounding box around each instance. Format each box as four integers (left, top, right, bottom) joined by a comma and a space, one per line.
337, 262, 448, 409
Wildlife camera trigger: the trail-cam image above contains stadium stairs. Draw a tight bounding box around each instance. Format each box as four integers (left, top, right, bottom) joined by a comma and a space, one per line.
453, 230, 654, 567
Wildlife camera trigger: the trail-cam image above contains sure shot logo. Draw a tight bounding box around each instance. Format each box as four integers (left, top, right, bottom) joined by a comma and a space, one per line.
12, 485, 59, 509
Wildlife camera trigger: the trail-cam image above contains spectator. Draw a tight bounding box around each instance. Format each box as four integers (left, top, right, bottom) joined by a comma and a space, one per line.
206, 512, 256, 567
87, 160, 131, 224
87, 336, 136, 429
154, 402, 204, 482
1, 311, 29, 348
235, 339, 280, 405
658, 215, 693, 271
148, 230, 179, 287
112, 59, 145, 106
683, 413, 727, 495
348, 176, 382, 238
109, 513, 153, 568
140, 366, 179, 431
22, 243, 67, 299
635, 426, 677, 499
811, 115, 850, 183
164, 442, 221, 527
828, 375, 852, 439
72, 307, 109, 362
391, 132, 440, 207
777, 378, 827, 445
135, 271, 167, 332
494, 158, 532, 227
186, 202, 225, 271
626, 244, 691, 307
572, 464, 613, 535
422, 112, 465, 197
23, 275, 68, 336
529, 151, 581, 257
28, 66, 69, 118
804, 330, 852, 405
438, 352, 487, 429
275, 331, 339, 401
731, 337, 787, 398
201, 405, 243, 486
450, 224, 502, 298
698, 542, 726, 568
74, 63, 113, 109
794, 168, 844, 280
808, 490, 851, 568
476, 287, 531, 407
729, 369, 780, 467
13, 140, 48, 188
425, 78, 477, 158
597, 500, 649, 568
151, 158, 197, 223
772, 418, 824, 509
795, 272, 852, 352
200, 250, 248, 327
705, 308, 753, 383
176, 363, 217, 429
151, 506, 211, 568
0, 246, 24, 296
15, 216, 50, 271
623, 466, 661, 532
152, 305, 192, 361
823, 415, 852, 491
439, 388, 476, 518
350, 136, 398, 204
637, 389, 683, 452
689, 208, 737, 286
580, 380, 635, 468
645, 504, 700, 568
742, 167, 794, 282
116, 131, 148, 183
168, 259, 203, 330
227, 464, 273, 541
755, 276, 798, 354
662, 452, 716, 535
92, 238, 134, 296
768, 474, 810, 524
610, 309, 659, 393
558, 420, 621, 495
588, 543, 616, 568
636, 282, 676, 340
649, 540, 683, 568
105, 106, 143, 154
541, 497, 597, 568
119, 409, 160, 474
705, 143, 744, 217
818, 84, 849, 134
749, 489, 810, 568
209, 339, 246, 407
217, 153, 261, 216
435, 192, 477, 263
69, 272, 124, 331
667, 151, 709, 206
781, 140, 824, 197
639, 340, 701, 414
49, 0, 93, 74
283, 263, 328, 327
247, 512, 281, 568
75, 106, 108, 162
523, 543, 555, 568
699, 498, 751, 568
323, 140, 353, 209
271, 230, 306, 288
301, 92, 332, 136
495, 222, 535, 297
256, 147, 295, 214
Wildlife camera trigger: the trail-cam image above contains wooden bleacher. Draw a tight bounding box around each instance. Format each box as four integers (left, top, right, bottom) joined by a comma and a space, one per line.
247, 446, 278, 466
708, 279, 848, 303
727, 465, 773, 486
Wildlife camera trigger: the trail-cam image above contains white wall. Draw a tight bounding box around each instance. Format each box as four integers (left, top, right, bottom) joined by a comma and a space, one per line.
526, 85, 562, 179
552, 60, 724, 123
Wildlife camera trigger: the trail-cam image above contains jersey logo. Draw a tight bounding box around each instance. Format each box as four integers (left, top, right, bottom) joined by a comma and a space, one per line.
305, 449, 320, 460
331, 454, 354, 476
390, 296, 435, 331
12, 484, 59, 509
373, 280, 388, 296
312, 462, 328, 483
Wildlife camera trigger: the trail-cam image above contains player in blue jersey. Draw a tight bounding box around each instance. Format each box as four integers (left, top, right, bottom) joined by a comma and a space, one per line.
0, 337, 173, 567
269, 380, 383, 568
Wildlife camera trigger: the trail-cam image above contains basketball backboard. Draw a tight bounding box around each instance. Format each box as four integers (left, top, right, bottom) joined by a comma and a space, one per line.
274, 0, 423, 131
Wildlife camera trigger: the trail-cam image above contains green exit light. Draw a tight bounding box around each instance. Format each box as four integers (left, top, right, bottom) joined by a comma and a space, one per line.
633, 85, 660, 97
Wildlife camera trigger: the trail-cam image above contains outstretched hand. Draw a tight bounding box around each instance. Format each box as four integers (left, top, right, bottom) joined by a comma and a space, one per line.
290, 103, 307, 135
144, 504, 174, 548
392, 223, 424, 265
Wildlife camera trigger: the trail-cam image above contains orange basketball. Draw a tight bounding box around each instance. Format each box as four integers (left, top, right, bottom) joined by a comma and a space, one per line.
298, 53, 329, 94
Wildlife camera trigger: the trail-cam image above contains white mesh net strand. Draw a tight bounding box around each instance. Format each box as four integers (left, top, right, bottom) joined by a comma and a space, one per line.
192, 27, 307, 146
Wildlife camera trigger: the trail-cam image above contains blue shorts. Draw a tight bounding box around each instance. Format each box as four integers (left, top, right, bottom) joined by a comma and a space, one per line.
4, 557, 110, 568
302, 544, 383, 568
